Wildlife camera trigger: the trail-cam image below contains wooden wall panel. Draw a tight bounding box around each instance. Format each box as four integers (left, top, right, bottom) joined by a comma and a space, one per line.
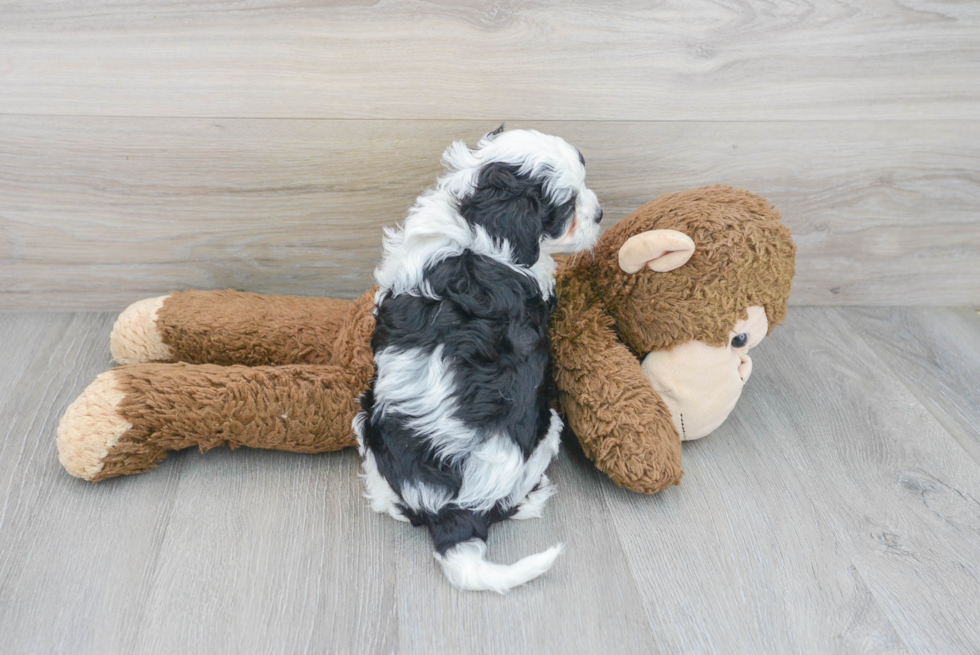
1, 0, 978, 120
0, 1, 977, 307
1, 116, 977, 309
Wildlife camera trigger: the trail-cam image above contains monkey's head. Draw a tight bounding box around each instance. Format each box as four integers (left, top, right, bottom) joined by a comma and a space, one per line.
593, 186, 796, 440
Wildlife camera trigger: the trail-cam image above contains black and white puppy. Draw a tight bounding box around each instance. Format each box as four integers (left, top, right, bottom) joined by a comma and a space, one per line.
354, 127, 602, 593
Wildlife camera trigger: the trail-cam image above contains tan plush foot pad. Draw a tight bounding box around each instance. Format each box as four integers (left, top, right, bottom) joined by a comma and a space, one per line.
110, 295, 172, 365
57, 370, 133, 481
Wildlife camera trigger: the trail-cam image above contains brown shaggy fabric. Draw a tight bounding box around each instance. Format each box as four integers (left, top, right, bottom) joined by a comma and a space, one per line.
95, 363, 363, 481
156, 289, 359, 366
92, 290, 377, 480
550, 275, 683, 493
551, 185, 795, 493
593, 185, 795, 352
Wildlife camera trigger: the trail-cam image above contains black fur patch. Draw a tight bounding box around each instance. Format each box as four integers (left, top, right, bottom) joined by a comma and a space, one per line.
457, 162, 575, 266
362, 156, 573, 557
361, 253, 555, 553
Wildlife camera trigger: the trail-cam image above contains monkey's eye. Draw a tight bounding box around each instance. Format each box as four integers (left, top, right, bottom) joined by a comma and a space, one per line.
731, 333, 748, 349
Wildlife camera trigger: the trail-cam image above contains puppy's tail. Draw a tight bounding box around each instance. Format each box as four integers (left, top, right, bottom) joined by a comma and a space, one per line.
433, 538, 564, 594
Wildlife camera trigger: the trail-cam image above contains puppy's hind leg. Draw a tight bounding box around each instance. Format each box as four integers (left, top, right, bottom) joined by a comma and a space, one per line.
508, 410, 563, 520
509, 474, 557, 521
428, 509, 563, 594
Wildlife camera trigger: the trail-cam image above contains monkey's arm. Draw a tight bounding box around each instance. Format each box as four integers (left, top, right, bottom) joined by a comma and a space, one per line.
110, 288, 376, 367
551, 303, 683, 494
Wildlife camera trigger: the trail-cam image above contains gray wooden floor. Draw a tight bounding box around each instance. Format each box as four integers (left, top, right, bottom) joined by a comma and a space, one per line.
1, 307, 979, 654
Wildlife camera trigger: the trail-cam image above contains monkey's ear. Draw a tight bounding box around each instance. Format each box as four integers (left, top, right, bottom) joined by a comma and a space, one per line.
618, 229, 696, 273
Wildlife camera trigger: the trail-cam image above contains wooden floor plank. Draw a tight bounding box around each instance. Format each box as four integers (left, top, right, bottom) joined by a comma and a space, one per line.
0, 313, 60, 409
2, 117, 977, 309
1, 0, 977, 120
736, 308, 980, 652
601, 394, 908, 652
0, 313, 657, 654
0, 314, 400, 654
393, 443, 660, 655
0, 312, 189, 655
604, 307, 980, 652
837, 307, 980, 466
130, 448, 399, 655
3, 309, 980, 652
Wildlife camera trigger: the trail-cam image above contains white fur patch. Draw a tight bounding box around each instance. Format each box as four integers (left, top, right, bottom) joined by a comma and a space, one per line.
510, 474, 557, 520
454, 433, 528, 512
353, 412, 409, 522
400, 481, 454, 515
529, 254, 558, 300
372, 345, 481, 463
434, 538, 564, 594
505, 410, 563, 509
373, 129, 600, 303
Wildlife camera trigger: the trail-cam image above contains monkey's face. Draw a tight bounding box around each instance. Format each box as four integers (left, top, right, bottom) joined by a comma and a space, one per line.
602, 187, 794, 444
615, 225, 778, 440
639, 306, 768, 440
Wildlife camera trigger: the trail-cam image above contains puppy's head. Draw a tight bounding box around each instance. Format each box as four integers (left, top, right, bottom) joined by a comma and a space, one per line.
449, 127, 603, 267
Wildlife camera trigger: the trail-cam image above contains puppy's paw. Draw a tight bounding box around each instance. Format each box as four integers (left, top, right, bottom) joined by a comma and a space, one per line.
510, 475, 557, 520
57, 370, 133, 481
110, 295, 172, 365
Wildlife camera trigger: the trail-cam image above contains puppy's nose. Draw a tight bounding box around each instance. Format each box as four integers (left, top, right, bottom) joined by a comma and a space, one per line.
594, 209, 603, 223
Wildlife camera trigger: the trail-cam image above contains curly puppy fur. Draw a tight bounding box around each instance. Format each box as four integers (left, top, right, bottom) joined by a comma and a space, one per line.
358, 128, 602, 593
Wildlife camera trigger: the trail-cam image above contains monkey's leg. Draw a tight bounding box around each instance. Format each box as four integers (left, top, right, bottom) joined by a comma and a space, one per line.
56, 363, 365, 482
110, 288, 375, 367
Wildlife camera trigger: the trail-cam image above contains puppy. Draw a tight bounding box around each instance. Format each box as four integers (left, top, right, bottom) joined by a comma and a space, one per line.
354, 127, 602, 593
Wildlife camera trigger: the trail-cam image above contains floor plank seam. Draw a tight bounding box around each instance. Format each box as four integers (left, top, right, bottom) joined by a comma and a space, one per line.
126, 462, 185, 655
833, 307, 980, 469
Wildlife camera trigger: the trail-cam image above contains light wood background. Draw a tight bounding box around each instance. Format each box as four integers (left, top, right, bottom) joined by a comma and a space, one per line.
1, 0, 978, 309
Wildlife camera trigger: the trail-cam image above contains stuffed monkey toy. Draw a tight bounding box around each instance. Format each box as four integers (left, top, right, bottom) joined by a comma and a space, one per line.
551, 185, 794, 492
57, 185, 794, 493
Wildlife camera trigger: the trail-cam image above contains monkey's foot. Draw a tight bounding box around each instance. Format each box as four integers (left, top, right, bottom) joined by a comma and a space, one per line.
57, 370, 134, 481
110, 295, 172, 365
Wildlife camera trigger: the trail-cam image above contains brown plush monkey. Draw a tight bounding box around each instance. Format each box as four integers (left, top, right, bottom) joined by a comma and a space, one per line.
57, 185, 794, 493
551, 185, 795, 492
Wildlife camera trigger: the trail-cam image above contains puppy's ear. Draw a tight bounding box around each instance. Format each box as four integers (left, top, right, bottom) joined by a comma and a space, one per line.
487, 123, 505, 138
458, 162, 548, 266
